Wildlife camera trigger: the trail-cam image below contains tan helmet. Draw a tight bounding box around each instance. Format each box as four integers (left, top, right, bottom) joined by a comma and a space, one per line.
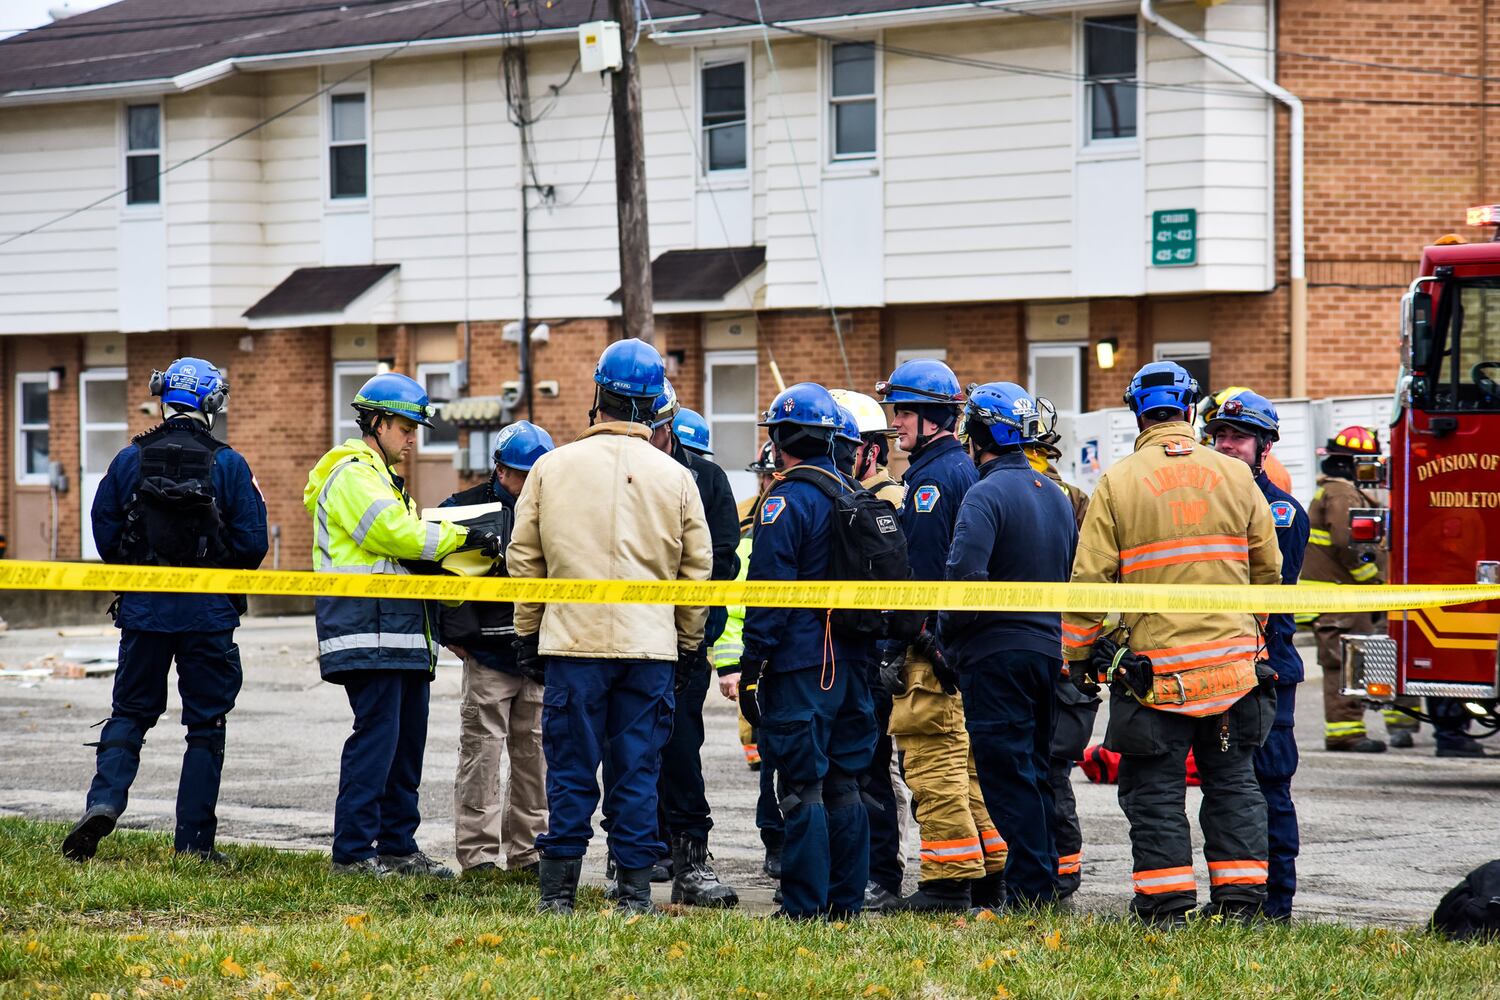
829, 389, 894, 437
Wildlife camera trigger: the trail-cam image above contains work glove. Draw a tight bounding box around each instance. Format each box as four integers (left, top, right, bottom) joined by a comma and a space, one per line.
877, 643, 908, 696
1069, 657, 1101, 698
514, 634, 544, 685
463, 528, 504, 559
738, 658, 766, 728
914, 627, 957, 695
675, 648, 704, 693
1089, 636, 1154, 700
1255, 659, 1279, 694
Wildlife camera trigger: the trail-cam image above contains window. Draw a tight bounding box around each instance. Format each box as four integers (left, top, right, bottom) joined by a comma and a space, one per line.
829, 42, 877, 160
329, 92, 368, 199
333, 361, 377, 444
417, 363, 459, 453
1084, 16, 1137, 142
705, 351, 760, 500
125, 104, 161, 205
16, 373, 49, 484
702, 59, 747, 173
1028, 343, 1084, 416
1154, 341, 1211, 395
1421, 279, 1500, 411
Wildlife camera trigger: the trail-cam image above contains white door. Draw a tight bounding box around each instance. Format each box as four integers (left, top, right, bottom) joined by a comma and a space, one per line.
704, 350, 760, 502
1027, 342, 1084, 416
79, 368, 129, 561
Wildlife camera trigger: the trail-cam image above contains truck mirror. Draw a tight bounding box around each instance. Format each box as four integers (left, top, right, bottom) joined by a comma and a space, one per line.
1410, 290, 1435, 370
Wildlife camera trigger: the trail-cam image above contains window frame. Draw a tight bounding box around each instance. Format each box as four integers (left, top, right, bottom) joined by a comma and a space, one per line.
415, 361, 459, 455
1027, 342, 1086, 417
1078, 13, 1142, 153
332, 360, 378, 446
1153, 340, 1212, 394
697, 49, 750, 181
703, 349, 759, 474
121, 101, 163, 211
325, 84, 371, 204
825, 38, 881, 165
15, 372, 51, 486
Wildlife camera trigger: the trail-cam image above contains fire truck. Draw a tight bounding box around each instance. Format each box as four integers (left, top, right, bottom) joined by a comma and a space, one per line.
1342, 209, 1500, 735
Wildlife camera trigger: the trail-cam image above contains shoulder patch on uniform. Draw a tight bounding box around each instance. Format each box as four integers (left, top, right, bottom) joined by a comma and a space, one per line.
1269, 500, 1295, 528
761, 495, 788, 524
1163, 439, 1194, 457
913, 485, 941, 512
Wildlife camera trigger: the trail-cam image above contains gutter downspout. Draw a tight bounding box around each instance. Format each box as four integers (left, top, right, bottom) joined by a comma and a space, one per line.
1140, 0, 1306, 397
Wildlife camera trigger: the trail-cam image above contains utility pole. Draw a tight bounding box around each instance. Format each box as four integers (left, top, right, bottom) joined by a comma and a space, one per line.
609, 0, 655, 345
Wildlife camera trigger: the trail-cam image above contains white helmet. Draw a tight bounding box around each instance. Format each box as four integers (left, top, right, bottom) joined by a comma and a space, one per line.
829, 389, 893, 436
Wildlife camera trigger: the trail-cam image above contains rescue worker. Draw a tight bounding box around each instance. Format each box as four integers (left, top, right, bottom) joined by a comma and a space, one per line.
646, 379, 740, 907
508, 338, 712, 915
673, 407, 713, 458
63, 358, 268, 864
1065, 361, 1282, 924
1306, 426, 1408, 753
876, 359, 1006, 914
738, 441, 778, 530
828, 387, 909, 908
940, 382, 1077, 910
307, 372, 484, 878
442, 420, 554, 878
1023, 415, 1098, 900
1207, 392, 1309, 920
736, 382, 879, 920
1198, 387, 1294, 495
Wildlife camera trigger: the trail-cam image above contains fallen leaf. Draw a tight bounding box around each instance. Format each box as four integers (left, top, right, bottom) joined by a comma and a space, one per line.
911, 958, 926, 972
342, 914, 368, 930
994, 986, 1011, 999
476, 933, 504, 947
976, 958, 997, 971
796, 947, 812, 958
1043, 930, 1062, 951
219, 957, 245, 978
976, 909, 999, 923
479, 982, 492, 995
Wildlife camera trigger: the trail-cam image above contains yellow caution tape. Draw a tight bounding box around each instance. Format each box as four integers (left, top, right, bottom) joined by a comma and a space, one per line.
0, 560, 1493, 615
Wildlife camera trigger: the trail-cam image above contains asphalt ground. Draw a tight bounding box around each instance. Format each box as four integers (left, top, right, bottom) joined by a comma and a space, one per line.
2, 614, 1498, 926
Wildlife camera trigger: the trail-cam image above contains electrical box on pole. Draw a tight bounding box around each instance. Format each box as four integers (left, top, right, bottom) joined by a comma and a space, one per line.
578, 20, 622, 72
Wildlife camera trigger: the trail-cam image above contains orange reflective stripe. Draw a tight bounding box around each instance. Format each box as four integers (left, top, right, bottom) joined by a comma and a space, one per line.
742, 743, 760, 765
1057, 852, 1082, 875
1132, 866, 1196, 894
1208, 860, 1268, 885
980, 830, 1007, 855
920, 837, 983, 863
1120, 535, 1248, 576
1062, 622, 1101, 649
1138, 636, 1261, 673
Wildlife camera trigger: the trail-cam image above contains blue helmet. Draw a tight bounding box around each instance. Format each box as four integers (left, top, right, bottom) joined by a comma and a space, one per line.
150, 357, 227, 415
1205, 390, 1280, 442
493, 420, 555, 471
650, 378, 679, 429
352, 372, 435, 427
759, 382, 841, 432
1124, 361, 1200, 417
595, 338, 666, 399
674, 408, 712, 454
835, 405, 861, 444
875, 358, 965, 407
963, 382, 1041, 449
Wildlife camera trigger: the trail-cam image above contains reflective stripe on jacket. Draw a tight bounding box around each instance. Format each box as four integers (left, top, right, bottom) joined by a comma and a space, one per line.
711, 535, 754, 672
1062, 421, 1282, 717
304, 438, 466, 680
1303, 476, 1385, 587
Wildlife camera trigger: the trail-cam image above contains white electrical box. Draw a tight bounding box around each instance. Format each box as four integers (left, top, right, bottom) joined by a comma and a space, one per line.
1268, 397, 1316, 507
1060, 407, 1138, 494
579, 20, 623, 73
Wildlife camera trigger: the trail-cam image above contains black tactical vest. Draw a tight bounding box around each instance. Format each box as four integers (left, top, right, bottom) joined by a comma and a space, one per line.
120, 420, 230, 567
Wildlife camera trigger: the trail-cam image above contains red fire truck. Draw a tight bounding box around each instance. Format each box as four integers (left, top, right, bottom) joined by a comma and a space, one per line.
1343, 210, 1500, 735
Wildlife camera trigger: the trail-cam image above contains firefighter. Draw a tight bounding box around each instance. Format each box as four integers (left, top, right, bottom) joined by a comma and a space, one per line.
1022, 415, 1098, 900
940, 382, 1077, 909
442, 420, 554, 878
673, 407, 713, 458
1306, 426, 1412, 752
508, 338, 712, 915
1198, 387, 1294, 495
738, 441, 778, 529
876, 359, 1006, 914
736, 382, 879, 920
62, 358, 268, 865
1207, 392, 1309, 920
1065, 361, 1282, 924
306, 372, 485, 878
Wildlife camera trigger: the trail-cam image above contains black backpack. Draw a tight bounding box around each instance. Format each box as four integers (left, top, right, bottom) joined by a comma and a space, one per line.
119, 422, 230, 568
436, 504, 517, 651
1432, 860, 1500, 941
782, 466, 920, 641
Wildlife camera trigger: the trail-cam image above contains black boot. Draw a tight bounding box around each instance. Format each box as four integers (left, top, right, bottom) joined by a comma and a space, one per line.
537, 857, 582, 915
62, 804, 119, 862
615, 865, 659, 914
886, 877, 972, 913
763, 842, 783, 880
671, 835, 739, 908
969, 871, 1005, 910
1197, 897, 1263, 924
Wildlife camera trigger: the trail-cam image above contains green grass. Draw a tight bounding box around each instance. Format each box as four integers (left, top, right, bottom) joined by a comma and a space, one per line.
1, 818, 1496, 999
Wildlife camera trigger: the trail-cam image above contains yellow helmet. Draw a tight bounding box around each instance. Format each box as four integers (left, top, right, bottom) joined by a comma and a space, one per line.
828, 389, 893, 436
1197, 385, 1252, 444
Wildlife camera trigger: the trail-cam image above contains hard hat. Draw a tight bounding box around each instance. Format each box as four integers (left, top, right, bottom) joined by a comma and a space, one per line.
1124, 361, 1199, 416
674, 408, 712, 455
650, 377, 680, 429
1196, 385, 1251, 443
1204, 391, 1280, 442
492, 420, 554, 471
759, 382, 840, 432
828, 389, 892, 436
1325, 425, 1380, 456
875, 358, 965, 407
834, 405, 861, 444
963, 382, 1041, 449
746, 439, 777, 474
352, 371, 435, 427
150, 357, 227, 415
594, 338, 665, 399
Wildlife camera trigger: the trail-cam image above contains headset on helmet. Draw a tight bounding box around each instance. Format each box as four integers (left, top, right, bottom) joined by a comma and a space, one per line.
150, 357, 228, 416
673, 408, 713, 455
493, 420, 555, 472
963, 382, 1042, 451
1125, 361, 1200, 417
351, 371, 435, 427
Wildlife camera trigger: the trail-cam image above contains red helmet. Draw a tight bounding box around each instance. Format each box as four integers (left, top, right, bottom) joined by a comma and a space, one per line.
1325, 425, 1380, 456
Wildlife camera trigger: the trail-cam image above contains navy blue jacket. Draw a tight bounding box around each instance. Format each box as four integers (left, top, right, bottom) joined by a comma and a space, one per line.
439, 475, 518, 674
897, 435, 978, 584
742, 455, 865, 674
1258, 471, 1309, 707
92, 419, 268, 633
939, 450, 1078, 661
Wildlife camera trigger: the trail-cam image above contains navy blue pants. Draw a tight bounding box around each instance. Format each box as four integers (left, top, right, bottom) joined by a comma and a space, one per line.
1430, 697, 1475, 751
333, 670, 429, 864
657, 657, 713, 842
757, 753, 784, 849
758, 662, 877, 919
538, 657, 674, 870
86, 629, 241, 854
1253, 682, 1299, 919
959, 649, 1059, 906
863, 681, 903, 895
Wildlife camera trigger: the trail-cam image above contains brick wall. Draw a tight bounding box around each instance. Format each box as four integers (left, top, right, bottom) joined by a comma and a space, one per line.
1086, 298, 1142, 412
